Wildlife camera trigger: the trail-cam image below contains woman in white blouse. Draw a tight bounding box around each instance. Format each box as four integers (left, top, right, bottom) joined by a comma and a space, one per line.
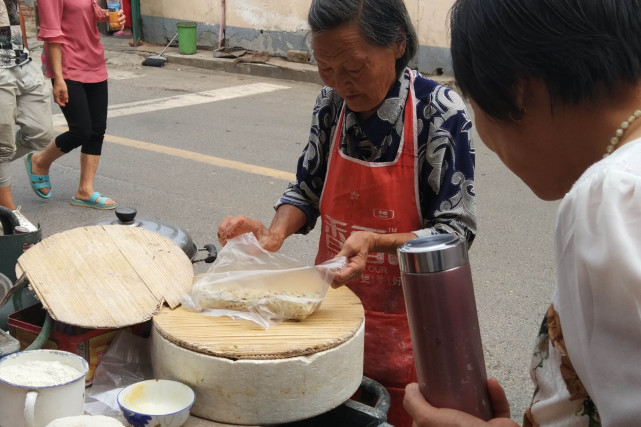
404, 0, 641, 426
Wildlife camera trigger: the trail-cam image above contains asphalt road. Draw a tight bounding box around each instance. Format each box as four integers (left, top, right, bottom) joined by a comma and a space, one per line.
10, 48, 559, 422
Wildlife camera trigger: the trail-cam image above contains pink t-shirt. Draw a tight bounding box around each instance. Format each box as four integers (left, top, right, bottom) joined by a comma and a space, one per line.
38, 0, 108, 83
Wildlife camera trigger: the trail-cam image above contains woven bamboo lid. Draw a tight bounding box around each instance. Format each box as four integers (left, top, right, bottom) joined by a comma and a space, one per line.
153, 286, 364, 360
16, 225, 194, 329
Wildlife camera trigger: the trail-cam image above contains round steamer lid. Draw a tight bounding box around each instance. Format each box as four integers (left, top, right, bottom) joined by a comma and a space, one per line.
16, 225, 194, 328
153, 286, 365, 360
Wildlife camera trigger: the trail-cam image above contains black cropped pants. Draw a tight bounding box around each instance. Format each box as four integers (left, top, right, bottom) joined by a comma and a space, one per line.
55, 79, 108, 156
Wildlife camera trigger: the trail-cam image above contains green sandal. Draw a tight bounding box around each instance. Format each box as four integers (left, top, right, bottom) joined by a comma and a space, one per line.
24, 152, 51, 199
70, 192, 117, 210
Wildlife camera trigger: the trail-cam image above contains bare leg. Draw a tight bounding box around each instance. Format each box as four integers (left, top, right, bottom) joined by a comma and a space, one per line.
0, 185, 16, 210
75, 153, 115, 206
29, 139, 65, 196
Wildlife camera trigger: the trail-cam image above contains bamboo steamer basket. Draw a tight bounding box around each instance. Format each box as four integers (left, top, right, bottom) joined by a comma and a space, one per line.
151, 286, 365, 425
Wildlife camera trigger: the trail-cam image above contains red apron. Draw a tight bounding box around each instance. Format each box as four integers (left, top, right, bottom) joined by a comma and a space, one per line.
316, 76, 421, 427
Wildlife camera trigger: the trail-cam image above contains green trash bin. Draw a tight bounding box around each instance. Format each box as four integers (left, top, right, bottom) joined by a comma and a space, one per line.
177, 22, 197, 55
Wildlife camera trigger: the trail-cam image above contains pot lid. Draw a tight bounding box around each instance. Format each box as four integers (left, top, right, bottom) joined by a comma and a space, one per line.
95, 208, 197, 260
16, 225, 194, 328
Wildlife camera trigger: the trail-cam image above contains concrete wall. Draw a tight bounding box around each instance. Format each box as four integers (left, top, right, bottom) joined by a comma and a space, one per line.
140, 0, 455, 75
18, 0, 37, 35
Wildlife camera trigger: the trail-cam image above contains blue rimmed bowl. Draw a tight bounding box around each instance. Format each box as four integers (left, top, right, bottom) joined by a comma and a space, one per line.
117, 379, 195, 427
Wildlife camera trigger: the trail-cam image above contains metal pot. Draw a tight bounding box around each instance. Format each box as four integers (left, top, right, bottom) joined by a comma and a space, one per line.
95, 208, 217, 264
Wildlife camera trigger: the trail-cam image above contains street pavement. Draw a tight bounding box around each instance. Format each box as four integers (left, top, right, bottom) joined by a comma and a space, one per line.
11, 34, 559, 425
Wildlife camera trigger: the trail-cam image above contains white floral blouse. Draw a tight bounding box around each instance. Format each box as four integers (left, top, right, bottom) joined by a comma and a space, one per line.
525, 138, 641, 426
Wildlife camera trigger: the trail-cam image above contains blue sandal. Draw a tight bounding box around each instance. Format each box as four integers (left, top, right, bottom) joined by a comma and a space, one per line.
24, 152, 51, 199
70, 192, 117, 210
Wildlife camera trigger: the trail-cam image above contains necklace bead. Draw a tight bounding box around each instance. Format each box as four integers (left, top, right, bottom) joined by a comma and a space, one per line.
604, 109, 641, 158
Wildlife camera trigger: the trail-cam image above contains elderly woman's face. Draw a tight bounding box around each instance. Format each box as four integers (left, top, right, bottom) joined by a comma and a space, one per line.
313, 23, 404, 118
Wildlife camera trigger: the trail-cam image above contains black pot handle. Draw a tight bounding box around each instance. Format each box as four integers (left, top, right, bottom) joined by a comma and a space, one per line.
0, 206, 19, 235
193, 243, 218, 264
342, 376, 391, 423
203, 243, 218, 263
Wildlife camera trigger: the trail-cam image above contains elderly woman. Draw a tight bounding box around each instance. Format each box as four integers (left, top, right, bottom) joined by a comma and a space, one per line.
404, 0, 641, 426
218, 1, 476, 424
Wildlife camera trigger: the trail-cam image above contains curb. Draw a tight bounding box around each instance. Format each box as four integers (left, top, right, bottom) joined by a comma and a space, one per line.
33, 33, 457, 89
99, 34, 325, 85
163, 51, 325, 86
160, 47, 457, 89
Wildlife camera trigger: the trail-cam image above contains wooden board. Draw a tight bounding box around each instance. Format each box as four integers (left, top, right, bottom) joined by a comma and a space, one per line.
16, 225, 194, 329
153, 286, 364, 359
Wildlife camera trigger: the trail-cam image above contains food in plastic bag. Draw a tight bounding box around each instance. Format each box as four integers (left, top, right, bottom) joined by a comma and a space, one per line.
192, 269, 331, 320
181, 233, 346, 327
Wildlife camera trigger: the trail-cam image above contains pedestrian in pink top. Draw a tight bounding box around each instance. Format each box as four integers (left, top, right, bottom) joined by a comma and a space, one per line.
25, 0, 124, 209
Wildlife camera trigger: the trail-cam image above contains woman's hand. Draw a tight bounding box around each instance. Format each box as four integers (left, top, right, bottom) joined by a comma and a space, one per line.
52, 78, 68, 107
331, 231, 374, 287
117, 9, 126, 28
217, 215, 284, 252
403, 379, 517, 427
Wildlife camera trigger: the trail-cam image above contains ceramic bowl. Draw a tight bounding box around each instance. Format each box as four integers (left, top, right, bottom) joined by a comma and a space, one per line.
117, 379, 195, 427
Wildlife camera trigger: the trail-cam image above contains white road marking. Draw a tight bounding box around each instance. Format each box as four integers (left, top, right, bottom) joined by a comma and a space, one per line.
52, 82, 290, 126
104, 134, 297, 181
57, 128, 298, 182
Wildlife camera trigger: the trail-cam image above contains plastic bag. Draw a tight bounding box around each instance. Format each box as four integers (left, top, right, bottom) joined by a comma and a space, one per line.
84, 330, 153, 418
181, 232, 346, 329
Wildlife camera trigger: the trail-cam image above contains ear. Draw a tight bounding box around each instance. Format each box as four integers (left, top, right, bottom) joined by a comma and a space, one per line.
513, 78, 527, 114
394, 38, 406, 59
515, 77, 550, 119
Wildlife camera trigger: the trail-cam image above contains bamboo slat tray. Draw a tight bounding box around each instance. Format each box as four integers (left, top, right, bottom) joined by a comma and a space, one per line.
153, 285, 364, 360
16, 225, 194, 329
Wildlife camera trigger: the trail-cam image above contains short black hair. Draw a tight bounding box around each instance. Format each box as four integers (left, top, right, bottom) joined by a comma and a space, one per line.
450, 0, 641, 121
308, 0, 418, 78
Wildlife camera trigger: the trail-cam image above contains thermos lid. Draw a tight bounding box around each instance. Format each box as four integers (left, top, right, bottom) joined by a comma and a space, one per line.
397, 234, 468, 273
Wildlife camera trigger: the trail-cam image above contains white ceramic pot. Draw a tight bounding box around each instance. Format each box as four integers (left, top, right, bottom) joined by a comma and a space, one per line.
0, 349, 88, 427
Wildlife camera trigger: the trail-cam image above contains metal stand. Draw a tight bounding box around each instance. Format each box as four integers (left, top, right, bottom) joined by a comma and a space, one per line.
280, 376, 392, 426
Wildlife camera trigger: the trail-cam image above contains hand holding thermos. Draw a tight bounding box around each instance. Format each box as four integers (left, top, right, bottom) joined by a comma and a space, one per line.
398, 234, 493, 421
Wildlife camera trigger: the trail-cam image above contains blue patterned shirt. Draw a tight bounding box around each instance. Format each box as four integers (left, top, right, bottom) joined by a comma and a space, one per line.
276, 69, 477, 244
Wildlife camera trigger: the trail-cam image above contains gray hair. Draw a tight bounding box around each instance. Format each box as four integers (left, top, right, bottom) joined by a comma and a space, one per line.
308, 0, 418, 78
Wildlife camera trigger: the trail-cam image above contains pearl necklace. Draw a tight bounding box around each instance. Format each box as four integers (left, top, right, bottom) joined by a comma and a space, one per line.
604, 109, 641, 158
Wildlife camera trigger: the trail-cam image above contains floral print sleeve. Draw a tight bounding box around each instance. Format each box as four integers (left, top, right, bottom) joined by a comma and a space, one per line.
525, 304, 600, 427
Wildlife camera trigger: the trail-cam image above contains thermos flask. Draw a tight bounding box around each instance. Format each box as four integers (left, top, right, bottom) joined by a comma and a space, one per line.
398, 234, 492, 420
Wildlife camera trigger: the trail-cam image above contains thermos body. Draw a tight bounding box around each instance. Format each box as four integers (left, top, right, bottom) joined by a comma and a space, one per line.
398, 234, 492, 420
